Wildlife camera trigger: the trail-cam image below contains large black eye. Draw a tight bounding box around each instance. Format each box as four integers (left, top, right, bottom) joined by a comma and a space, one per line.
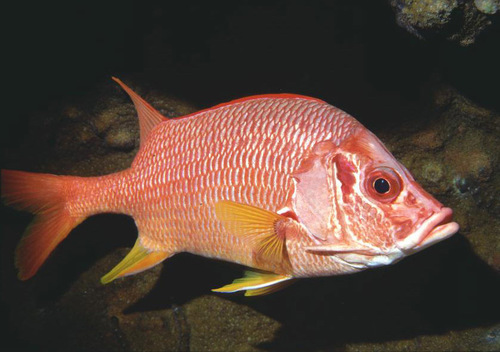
366, 167, 402, 203
373, 178, 390, 194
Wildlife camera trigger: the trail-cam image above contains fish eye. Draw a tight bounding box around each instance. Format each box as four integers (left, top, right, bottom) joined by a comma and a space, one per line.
373, 178, 390, 194
365, 168, 402, 203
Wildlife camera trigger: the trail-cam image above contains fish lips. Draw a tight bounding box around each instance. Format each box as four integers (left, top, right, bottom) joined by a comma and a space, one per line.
396, 207, 460, 253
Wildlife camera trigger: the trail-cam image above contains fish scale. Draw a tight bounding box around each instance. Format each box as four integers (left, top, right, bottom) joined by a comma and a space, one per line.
2, 78, 458, 295
118, 97, 357, 269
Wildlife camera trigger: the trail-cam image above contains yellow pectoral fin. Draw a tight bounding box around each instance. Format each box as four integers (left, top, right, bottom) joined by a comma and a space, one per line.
214, 200, 290, 270
212, 270, 293, 296
101, 239, 170, 284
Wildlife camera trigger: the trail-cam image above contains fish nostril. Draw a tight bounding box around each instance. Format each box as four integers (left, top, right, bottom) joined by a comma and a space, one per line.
405, 192, 417, 206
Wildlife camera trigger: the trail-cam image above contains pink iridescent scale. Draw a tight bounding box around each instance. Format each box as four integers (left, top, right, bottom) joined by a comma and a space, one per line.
70, 97, 359, 274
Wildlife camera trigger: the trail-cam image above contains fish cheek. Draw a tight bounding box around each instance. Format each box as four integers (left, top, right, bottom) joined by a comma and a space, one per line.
333, 154, 357, 203
334, 157, 396, 250
292, 151, 336, 242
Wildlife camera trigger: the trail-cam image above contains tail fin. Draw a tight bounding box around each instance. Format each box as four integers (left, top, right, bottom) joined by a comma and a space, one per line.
1, 170, 85, 280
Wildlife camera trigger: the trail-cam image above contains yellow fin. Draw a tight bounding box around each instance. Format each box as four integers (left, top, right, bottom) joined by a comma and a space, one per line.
245, 279, 295, 296
214, 200, 290, 270
212, 270, 292, 296
101, 239, 170, 284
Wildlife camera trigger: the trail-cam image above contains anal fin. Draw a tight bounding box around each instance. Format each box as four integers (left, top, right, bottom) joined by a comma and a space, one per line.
101, 239, 170, 284
212, 269, 293, 296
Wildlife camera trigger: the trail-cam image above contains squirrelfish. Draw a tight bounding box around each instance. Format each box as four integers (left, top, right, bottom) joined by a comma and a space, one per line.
1, 78, 459, 296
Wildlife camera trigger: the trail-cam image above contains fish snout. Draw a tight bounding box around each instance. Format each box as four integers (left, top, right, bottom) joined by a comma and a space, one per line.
407, 180, 444, 211
395, 207, 459, 253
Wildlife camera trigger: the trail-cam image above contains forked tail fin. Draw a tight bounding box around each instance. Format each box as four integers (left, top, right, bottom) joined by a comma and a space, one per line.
1, 170, 86, 280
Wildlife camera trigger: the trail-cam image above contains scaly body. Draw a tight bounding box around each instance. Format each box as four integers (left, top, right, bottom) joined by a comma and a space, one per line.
67, 95, 359, 277
1, 78, 459, 296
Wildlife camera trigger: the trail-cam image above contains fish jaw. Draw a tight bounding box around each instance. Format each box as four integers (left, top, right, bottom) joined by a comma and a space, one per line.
396, 206, 459, 253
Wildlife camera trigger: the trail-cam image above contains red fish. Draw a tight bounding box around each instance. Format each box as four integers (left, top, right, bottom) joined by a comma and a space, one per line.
1, 78, 459, 296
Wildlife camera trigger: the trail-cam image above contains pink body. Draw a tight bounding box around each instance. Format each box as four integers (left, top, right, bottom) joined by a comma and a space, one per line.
67, 96, 363, 277
2, 80, 459, 284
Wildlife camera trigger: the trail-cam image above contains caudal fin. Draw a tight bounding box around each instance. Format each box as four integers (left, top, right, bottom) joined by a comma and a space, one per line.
1, 170, 85, 280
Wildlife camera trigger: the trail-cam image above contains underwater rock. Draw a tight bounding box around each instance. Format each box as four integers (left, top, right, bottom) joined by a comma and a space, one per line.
410, 128, 444, 150
389, 0, 498, 45
104, 123, 137, 151
2, 79, 499, 351
475, 0, 500, 13
186, 295, 279, 351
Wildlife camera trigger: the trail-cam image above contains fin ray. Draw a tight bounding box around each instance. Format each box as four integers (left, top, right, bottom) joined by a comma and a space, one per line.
245, 279, 295, 296
214, 201, 291, 271
212, 270, 292, 296
112, 77, 166, 147
2, 170, 85, 280
101, 239, 170, 284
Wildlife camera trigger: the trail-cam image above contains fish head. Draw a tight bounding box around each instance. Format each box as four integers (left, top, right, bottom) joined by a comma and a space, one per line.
293, 126, 459, 270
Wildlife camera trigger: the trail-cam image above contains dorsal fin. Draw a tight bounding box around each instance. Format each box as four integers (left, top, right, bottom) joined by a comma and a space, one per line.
170, 93, 325, 122
112, 77, 166, 147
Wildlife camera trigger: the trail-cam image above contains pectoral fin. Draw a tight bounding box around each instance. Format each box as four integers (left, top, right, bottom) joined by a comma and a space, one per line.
212, 269, 293, 296
101, 239, 170, 284
214, 200, 291, 271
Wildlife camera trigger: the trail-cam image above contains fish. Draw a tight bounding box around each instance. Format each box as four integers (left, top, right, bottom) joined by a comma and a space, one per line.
1, 78, 459, 296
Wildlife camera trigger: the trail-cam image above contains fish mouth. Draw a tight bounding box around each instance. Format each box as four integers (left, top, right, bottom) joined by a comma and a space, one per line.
397, 207, 459, 253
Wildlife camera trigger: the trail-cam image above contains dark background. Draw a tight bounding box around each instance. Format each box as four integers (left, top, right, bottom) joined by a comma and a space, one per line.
2, 1, 499, 351
4, 1, 499, 138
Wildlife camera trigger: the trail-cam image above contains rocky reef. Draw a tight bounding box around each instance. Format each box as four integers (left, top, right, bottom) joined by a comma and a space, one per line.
389, 0, 499, 45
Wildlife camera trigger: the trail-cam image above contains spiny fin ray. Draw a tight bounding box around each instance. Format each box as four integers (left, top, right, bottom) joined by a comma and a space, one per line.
212, 270, 293, 296
305, 243, 376, 255
101, 239, 170, 284
112, 77, 166, 147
